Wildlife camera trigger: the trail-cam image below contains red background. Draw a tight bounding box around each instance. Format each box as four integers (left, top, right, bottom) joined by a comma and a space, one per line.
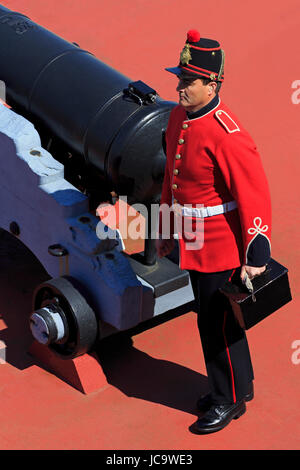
0, 0, 299, 450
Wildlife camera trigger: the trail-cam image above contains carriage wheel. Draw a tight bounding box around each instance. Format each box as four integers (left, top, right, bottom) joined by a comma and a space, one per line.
30, 276, 98, 360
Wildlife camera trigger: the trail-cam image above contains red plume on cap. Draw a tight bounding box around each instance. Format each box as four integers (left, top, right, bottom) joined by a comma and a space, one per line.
187, 29, 201, 43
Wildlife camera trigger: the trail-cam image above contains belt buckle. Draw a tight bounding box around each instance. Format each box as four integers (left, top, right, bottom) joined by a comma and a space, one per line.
200, 207, 208, 218
206, 206, 216, 217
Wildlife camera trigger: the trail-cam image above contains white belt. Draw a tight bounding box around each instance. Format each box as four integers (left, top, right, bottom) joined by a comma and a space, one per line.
175, 200, 237, 218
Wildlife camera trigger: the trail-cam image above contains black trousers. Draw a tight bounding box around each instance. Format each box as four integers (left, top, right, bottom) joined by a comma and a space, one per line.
189, 268, 254, 405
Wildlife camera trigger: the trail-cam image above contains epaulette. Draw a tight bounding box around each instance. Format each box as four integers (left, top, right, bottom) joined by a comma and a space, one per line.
215, 109, 240, 134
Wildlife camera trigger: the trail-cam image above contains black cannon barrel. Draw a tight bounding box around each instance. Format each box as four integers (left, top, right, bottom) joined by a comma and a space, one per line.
0, 5, 175, 205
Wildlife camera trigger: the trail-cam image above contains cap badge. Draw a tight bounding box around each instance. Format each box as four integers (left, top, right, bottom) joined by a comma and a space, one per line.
210, 72, 217, 80
180, 44, 192, 65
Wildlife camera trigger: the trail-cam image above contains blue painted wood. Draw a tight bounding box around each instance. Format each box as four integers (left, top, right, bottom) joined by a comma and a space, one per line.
0, 103, 194, 335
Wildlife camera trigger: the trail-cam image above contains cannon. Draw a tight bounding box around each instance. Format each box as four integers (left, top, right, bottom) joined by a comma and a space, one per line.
0, 5, 193, 367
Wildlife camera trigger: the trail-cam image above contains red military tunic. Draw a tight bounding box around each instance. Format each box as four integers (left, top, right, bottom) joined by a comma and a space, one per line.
159, 97, 272, 272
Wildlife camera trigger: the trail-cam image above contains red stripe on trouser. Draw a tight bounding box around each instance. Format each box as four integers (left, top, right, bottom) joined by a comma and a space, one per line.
222, 310, 236, 403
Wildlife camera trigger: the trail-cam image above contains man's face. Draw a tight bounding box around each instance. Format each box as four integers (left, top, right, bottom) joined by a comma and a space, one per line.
176, 76, 213, 112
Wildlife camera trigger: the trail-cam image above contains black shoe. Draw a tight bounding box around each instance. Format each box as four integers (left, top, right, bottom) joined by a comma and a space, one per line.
189, 400, 246, 435
196, 381, 254, 412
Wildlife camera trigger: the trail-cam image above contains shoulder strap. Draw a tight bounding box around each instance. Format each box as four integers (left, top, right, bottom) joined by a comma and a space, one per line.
215, 109, 240, 133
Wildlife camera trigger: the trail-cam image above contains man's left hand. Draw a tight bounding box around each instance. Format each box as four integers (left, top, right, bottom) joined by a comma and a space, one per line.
240, 264, 266, 281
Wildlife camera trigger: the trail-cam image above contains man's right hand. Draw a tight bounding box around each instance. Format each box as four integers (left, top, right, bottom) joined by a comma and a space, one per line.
155, 238, 175, 258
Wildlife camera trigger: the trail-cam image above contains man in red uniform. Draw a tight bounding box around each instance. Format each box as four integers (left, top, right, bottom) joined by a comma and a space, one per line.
156, 30, 272, 434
